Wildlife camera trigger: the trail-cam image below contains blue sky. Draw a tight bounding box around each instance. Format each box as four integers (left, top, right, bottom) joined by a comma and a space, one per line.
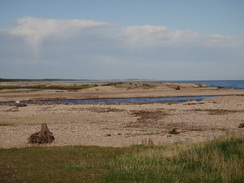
0, 0, 244, 80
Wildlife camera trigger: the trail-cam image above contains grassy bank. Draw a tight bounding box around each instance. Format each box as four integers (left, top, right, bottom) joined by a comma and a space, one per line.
0, 84, 98, 91
0, 136, 243, 183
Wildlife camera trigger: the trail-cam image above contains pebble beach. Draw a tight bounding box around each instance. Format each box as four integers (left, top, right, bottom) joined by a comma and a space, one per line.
0, 82, 244, 148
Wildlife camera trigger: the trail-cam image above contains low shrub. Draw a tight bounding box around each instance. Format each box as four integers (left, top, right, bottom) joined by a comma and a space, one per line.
238, 123, 244, 128
168, 128, 180, 134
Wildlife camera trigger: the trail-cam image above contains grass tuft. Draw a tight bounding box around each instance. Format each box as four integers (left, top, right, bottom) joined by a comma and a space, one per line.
168, 128, 179, 134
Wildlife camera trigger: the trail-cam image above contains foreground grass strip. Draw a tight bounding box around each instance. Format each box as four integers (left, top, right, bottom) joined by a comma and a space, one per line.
0, 136, 243, 183
0, 146, 131, 183
103, 136, 244, 183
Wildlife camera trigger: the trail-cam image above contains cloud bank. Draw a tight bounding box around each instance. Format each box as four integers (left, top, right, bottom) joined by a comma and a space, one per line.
0, 17, 243, 79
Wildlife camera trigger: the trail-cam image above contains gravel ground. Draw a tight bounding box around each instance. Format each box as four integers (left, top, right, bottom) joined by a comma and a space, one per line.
1, 95, 243, 148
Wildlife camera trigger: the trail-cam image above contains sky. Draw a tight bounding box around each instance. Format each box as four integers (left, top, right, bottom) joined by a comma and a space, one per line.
0, 0, 244, 80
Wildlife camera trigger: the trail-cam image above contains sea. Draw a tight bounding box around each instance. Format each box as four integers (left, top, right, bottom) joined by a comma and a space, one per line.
168, 80, 244, 90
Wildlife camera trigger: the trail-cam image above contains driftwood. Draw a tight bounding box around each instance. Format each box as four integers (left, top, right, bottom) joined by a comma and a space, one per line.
28, 123, 55, 144
14, 101, 27, 107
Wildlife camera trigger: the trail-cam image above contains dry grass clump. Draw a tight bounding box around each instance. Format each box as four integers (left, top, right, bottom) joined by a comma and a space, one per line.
141, 138, 154, 145
192, 109, 244, 115
238, 122, 244, 128
88, 107, 125, 113
127, 110, 168, 128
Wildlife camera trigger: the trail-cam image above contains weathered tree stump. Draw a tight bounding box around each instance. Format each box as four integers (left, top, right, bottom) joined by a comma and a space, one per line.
28, 123, 55, 144
175, 86, 181, 90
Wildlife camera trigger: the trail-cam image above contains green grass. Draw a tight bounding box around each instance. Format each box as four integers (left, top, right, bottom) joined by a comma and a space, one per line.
0, 146, 130, 183
0, 136, 243, 183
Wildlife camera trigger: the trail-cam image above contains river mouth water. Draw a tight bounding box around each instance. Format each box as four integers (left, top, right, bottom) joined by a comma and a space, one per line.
0, 95, 225, 105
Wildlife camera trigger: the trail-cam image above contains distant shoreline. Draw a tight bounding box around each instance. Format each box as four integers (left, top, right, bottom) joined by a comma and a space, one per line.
1, 79, 244, 91
1, 81, 244, 102
1, 78, 243, 82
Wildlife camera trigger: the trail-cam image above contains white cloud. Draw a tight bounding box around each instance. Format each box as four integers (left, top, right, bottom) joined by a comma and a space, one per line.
0, 17, 243, 79
121, 25, 241, 50
9, 16, 110, 41
121, 25, 168, 48
6, 17, 113, 59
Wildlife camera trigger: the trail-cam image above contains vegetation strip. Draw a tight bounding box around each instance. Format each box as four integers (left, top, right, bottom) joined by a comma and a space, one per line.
0, 135, 243, 183
0, 84, 98, 90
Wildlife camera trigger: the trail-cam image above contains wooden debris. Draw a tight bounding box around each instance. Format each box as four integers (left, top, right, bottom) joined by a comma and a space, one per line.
28, 123, 55, 144
14, 100, 27, 107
